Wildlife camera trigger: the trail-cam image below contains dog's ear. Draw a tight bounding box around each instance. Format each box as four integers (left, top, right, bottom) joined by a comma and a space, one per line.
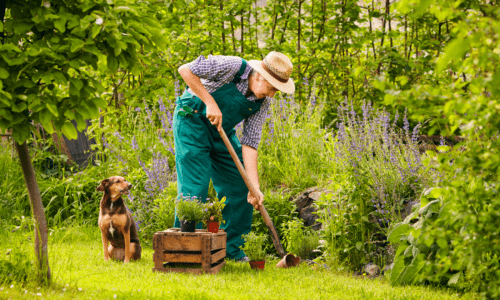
97, 179, 110, 192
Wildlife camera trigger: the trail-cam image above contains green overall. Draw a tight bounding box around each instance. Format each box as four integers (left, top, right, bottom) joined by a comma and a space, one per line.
173, 59, 264, 259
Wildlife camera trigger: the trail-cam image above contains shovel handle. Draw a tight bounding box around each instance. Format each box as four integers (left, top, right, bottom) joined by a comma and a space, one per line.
218, 128, 286, 258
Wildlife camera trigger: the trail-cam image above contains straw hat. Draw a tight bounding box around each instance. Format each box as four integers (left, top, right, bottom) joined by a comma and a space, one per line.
248, 51, 295, 94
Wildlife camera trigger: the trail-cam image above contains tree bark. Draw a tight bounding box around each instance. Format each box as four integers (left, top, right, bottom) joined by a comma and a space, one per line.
14, 141, 51, 284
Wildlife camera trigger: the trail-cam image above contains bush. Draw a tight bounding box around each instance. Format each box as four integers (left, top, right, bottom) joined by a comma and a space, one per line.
317, 101, 432, 271
240, 232, 267, 261
282, 219, 320, 259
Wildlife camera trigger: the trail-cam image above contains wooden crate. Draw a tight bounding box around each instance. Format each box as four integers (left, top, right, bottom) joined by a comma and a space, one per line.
152, 228, 226, 274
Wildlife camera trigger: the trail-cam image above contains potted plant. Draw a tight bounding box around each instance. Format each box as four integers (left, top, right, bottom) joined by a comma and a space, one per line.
176, 196, 205, 232
240, 232, 267, 270
203, 196, 226, 233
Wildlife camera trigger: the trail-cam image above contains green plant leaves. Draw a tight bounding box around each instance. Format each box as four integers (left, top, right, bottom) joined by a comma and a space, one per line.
388, 224, 411, 243
436, 39, 469, 74
61, 122, 77, 140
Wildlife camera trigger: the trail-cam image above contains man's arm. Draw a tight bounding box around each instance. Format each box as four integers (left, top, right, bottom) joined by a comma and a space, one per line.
242, 144, 264, 210
178, 65, 223, 131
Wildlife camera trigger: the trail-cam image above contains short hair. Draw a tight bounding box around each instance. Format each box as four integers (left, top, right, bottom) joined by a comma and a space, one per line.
249, 68, 259, 78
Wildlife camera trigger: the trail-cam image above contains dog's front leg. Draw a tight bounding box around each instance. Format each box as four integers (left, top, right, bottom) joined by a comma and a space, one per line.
101, 229, 110, 261
124, 230, 131, 263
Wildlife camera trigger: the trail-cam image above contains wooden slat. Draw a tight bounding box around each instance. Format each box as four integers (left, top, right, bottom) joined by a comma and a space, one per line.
162, 252, 202, 263
208, 260, 226, 274
153, 267, 203, 275
201, 236, 211, 273
211, 249, 226, 264
161, 234, 202, 251
211, 234, 226, 250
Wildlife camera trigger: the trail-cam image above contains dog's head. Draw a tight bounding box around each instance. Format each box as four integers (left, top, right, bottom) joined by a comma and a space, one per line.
97, 176, 132, 200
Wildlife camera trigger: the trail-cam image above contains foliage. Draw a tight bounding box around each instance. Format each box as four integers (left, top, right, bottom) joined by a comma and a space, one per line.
240, 231, 267, 261
317, 101, 430, 271
175, 196, 205, 223
259, 93, 329, 190
0, 0, 166, 143
376, 1, 500, 298
386, 188, 445, 286
281, 219, 319, 259
203, 196, 226, 226
251, 189, 301, 256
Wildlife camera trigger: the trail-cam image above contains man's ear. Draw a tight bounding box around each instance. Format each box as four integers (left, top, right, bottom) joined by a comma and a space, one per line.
97, 179, 109, 192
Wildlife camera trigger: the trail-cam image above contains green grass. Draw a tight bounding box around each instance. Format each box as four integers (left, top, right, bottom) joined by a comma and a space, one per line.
0, 225, 477, 300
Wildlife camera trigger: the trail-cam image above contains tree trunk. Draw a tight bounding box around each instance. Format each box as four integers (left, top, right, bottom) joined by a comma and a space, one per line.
14, 141, 51, 284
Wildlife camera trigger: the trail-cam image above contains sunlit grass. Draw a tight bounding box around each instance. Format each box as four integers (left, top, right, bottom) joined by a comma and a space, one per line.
0, 225, 476, 300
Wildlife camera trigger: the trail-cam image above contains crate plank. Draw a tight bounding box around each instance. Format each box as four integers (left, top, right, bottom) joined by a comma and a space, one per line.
162, 252, 202, 263
161, 235, 203, 251
211, 234, 226, 250
211, 249, 226, 264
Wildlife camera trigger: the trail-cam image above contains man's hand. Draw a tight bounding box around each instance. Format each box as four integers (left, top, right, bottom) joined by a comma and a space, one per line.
247, 190, 264, 210
206, 102, 223, 131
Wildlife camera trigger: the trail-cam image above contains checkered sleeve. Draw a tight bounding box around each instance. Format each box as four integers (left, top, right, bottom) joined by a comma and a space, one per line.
240, 98, 271, 150
187, 54, 243, 84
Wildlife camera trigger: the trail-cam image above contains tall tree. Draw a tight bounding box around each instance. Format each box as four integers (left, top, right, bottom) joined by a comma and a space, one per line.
0, 0, 167, 282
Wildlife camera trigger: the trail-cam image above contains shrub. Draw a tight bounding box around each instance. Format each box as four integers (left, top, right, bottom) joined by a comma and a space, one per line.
282, 219, 320, 259
240, 232, 267, 261
317, 100, 432, 271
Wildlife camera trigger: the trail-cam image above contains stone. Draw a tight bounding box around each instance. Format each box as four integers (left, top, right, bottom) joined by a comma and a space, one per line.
363, 263, 380, 277
291, 187, 323, 230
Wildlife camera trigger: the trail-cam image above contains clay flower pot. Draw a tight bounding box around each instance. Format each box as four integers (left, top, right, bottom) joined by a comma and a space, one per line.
207, 221, 219, 233
180, 220, 196, 232
276, 254, 301, 268
249, 260, 265, 271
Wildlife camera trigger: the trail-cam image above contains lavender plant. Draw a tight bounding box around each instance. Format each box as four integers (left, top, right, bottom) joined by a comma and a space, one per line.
318, 99, 432, 270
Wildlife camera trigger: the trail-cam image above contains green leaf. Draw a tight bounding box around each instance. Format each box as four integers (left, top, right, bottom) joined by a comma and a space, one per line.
46, 103, 59, 117
70, 39, 85, 52
436, 38, 469, 74
401, 254, 425, 284
12, 102, 27, 113
0, 68, 9, 79
12, 123, 30, 144
92, 97, 107, 109
448, 272, 461, 286
74, 112, 86, 131
114, 6, 139, 16
107, 55, 118, 73
61, 121, 77, 140
54, 18, 66, 33
39, 109, 54, 134
355, 241, 363, 250
92, 24, 101, 39
85, 101, 99, 119
53, 71, 67, 84
69, 78, 84, 90
388, 223, 411, 243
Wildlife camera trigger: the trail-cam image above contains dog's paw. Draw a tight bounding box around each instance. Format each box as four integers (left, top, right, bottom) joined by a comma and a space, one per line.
124, 259, 130, 264
104, 255, 110, 261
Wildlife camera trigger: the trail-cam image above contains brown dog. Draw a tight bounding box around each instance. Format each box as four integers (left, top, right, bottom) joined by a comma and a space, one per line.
97, 176, 141, 263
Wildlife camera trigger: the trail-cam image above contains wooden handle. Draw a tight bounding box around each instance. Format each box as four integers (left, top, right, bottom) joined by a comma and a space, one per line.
218, 128, 286, 258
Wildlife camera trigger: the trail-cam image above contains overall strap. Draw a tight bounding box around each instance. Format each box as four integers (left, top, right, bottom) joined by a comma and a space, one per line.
231, 59, 247, 84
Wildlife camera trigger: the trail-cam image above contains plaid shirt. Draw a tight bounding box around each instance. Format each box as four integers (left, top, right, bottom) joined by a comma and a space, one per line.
186, 54, 271, 150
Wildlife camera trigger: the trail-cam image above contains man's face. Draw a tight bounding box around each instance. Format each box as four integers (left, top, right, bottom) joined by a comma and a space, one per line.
251, 74, 279, 99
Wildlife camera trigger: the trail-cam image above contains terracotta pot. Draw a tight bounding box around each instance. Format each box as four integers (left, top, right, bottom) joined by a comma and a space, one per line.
180, 220, 196, 232
207, 221, 219, 233
249, 260, 265, 271
276, 254, 300, 268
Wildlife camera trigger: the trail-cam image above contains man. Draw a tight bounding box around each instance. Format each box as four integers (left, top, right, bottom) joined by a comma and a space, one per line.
173, 51, 295, 261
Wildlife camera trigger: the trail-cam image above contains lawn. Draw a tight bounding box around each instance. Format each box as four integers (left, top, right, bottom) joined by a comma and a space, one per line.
0, 225, 476, 300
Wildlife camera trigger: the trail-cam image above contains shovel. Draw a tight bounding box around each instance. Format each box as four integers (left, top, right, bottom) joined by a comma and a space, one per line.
218, 128, 286, 258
